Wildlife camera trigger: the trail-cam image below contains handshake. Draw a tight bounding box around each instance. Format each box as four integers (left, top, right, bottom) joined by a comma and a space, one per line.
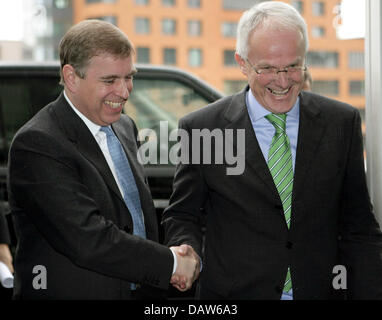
170, 244, 200, 292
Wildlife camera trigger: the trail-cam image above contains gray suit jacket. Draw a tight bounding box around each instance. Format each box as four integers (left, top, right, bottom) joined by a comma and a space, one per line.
8, 92, 173, 299
162, 88, 382, 299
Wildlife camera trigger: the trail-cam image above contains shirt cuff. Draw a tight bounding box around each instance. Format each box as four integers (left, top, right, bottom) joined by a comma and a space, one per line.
170, 248, 177, 275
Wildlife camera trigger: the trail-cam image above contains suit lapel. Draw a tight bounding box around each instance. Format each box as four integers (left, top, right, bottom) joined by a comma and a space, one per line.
51, 93, 158, 238
293, 93, 326, 201
52, 93, 124, 203
76, 130, 125, 203
224, 87, 280, 198
223, 89, 327, 221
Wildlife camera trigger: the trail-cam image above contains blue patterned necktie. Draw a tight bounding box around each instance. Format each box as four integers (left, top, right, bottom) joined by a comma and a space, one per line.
100, 126, 146, 239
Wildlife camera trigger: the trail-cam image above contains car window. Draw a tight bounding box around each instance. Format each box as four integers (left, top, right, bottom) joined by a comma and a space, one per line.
125, 78, 210, 165
130, 79, 209, 130
0, 76, 61, 165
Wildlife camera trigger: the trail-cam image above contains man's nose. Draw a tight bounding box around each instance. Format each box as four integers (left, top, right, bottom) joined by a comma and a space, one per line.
274, 70, 289, 87
116, 79, 130, 99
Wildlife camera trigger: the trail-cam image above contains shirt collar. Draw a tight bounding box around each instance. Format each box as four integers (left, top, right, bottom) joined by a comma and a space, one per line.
63, 90, 101, 138
246, 88, 300, 122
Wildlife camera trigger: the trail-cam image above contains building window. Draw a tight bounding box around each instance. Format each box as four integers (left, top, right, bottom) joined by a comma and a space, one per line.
221, 22, 237, 38
224, 50, 236, 66
86, 0, 116, 3
312, 26, 325, 38
163, 48, 176, 65
137, 47, 150, 64
188, 20, 202, 36
162, 19, 177, 35
94, 16, 117, 25
222, 0, 262, 10
188, 0, 201, 8
312, 1, 325, 16
348, 51, 365, 69
135, 0, 149, 5
307, 51, 339, 68
291, 0, 303, 14
188, 48, 203, 67
349, 80, 365, 96
312, 80, 339, 96
162, 0, 175, 6
135, 18, 150, 34
224, 80, 247, 94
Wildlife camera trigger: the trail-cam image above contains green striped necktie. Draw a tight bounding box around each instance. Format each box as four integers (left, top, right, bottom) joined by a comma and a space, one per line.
265, 113, 293, 293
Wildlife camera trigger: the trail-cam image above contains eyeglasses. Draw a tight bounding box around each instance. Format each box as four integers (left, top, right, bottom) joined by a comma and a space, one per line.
246, 59, 307, 78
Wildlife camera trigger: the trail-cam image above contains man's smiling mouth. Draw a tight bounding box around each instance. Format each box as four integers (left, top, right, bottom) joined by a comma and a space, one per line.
267, 87, 290, 96
104, 100, 125, 109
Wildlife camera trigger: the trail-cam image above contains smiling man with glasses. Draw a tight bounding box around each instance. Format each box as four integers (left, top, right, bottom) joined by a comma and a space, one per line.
162, 1, 382, 300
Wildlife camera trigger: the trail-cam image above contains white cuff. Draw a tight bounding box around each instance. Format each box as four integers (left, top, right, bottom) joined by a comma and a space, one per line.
170, 248, 177, 275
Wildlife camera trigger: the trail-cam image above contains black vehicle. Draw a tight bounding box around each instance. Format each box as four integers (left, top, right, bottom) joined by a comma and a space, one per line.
0, 62, 223, 295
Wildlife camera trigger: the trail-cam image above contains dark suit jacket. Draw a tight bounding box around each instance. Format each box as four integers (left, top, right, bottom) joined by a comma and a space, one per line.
0, 208, 10, 244
0, 180, 10, 244
162, 88, 382, 300
8, 92, 173, 299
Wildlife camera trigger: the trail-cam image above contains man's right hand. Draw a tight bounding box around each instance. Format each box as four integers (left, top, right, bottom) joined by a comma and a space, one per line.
170, 244, 200, 292
0, 243, 14, 273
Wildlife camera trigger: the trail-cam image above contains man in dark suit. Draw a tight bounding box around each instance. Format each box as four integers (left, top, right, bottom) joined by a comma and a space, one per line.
7, 20, 198, 300
162, 1, 382, 299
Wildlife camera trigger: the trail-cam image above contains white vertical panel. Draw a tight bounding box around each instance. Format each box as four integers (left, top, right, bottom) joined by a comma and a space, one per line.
365, 0, 382, 224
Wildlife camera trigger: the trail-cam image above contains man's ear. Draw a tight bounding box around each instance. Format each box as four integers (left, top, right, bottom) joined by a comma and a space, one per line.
235, 53, 248, 76
62, 64, 79, 93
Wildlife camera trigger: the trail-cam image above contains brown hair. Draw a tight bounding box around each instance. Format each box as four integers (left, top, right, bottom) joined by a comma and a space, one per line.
59, 19, 135, 85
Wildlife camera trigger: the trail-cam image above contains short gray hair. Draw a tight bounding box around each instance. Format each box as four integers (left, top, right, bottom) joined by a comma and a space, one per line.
236, 1, 308, 59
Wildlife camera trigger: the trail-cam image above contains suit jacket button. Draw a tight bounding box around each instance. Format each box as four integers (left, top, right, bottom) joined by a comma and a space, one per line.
286, 241, 293, 249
